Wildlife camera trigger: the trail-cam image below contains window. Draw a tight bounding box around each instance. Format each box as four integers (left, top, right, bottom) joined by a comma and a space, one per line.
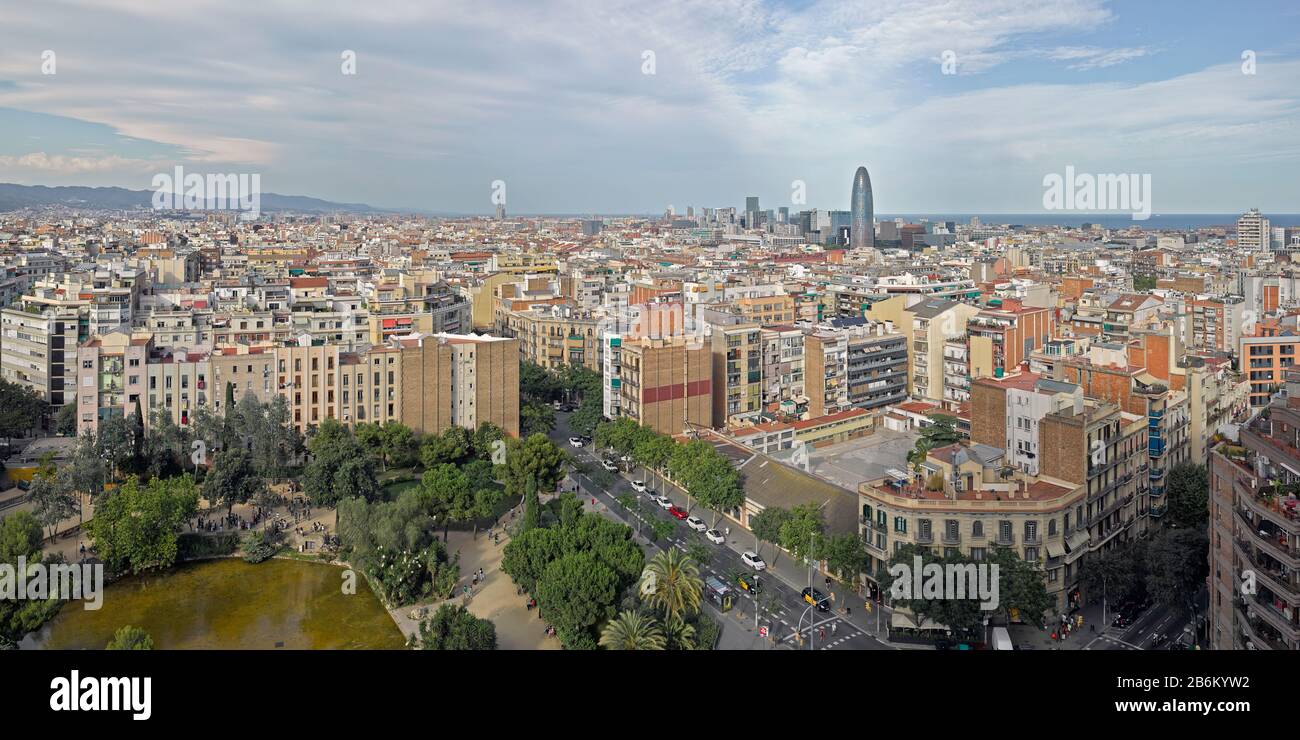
893, 516, 907, 534
972, 521, 983, 538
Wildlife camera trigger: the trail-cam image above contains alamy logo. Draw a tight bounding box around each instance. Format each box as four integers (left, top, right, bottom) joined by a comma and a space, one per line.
1042, 165, 1151, 221
152, 166, 261, 220
888, 555, 1000, 611
0, 556, 103, 610
49, 670, 151, 720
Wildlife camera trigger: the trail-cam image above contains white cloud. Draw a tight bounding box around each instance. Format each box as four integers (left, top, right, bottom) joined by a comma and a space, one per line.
0, 151, 157, 173
1048, 46, 1152, 70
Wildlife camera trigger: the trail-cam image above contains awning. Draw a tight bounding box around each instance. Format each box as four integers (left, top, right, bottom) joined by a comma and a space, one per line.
1045, 541, 1066, 559
1065, 531, 1089, 552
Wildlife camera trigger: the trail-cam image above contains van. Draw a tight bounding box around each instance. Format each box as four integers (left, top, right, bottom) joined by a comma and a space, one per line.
991, 626, 1013, 651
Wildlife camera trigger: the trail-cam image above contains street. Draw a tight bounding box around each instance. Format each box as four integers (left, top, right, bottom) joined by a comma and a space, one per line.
548, 411, 892, 650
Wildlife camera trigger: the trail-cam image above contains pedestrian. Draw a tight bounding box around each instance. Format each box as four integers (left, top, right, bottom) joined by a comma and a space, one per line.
831, 622, 838, 635
724, 527, 730, 537
819, 628, 825, 640
847, 606, 852, 617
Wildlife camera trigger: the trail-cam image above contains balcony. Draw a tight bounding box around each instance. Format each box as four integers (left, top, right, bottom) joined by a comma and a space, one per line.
915, 531, 934, 545
942, 532, 961, 545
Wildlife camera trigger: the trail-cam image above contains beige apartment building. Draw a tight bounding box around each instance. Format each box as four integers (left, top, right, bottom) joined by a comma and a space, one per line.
711, 322, 763, 428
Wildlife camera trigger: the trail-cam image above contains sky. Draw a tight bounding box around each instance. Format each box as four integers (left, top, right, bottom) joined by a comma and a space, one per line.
0, 0, 1297, 215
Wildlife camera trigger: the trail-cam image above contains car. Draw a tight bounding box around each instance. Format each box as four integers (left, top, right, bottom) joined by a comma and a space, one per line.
601, 459, 619, 472
568, 436, 584, 448
801, 587, 831, 612
630, 480, 647, 493
704, 528, 725, 544
685, 515, 707, 531
736, 573, 762, 594
552, 400, 563, 410
559, 403, 575, 413
741, 551, 766, 571
668, 505, 688, 520
654, 495, 673, 509
579, 435, 593, 445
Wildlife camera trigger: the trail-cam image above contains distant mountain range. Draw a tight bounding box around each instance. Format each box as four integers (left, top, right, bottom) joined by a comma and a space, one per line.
0, 183, 387, 214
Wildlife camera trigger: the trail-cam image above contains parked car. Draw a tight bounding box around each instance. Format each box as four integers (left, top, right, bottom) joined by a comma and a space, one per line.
801, 587, 830, 612
630, 480, 647, 493
741, 551, 766, 571
568, 436, 584, 448
685, 516, 707, 532
736, 573, 762, 593
559, 403, 575, 412
654, 495, 673, 509
601, 459, 619, 472
705, 529, 725, 544
668, 505, 688, 520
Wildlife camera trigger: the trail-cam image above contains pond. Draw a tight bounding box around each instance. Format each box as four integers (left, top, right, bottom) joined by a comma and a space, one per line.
21, 557, 407, 650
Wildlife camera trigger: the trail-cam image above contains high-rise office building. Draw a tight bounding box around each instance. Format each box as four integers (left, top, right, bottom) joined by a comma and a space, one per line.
850, 166, 874, 250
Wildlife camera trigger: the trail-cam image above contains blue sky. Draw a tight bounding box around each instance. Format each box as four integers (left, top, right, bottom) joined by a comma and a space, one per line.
0, 0, 1297, 214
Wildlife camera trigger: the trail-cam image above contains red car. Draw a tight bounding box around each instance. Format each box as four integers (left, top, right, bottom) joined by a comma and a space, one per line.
668, 505, 688, 520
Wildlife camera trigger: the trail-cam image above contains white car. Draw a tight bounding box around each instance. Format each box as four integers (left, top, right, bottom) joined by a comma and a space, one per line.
705, 529, 725, 544
601, 459, 619, 472
741, 551, 767, 571
629, 480, 647, 493
568, 436, 584, 448
685, 516, 707, 532
654, 495, 673, 509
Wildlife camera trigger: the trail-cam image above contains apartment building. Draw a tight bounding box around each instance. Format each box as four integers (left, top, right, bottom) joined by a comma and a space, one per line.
859, 445, 1086, 613
1038, 399, 1149, 550
759, 325, 805, 409
1241, 330, 1300, 407
804, 329, 849, 418
1209, 378, 1300, 649
1188, 298, 1245, 354
614, 335, 711, 435
966, 298, 1053, 381
909, 299, 980, 403
497, 303, 602, 372
711, 322, 763, 428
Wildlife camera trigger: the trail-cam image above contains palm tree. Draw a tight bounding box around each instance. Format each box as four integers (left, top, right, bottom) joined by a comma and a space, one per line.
599, 611, 666, 650
662, 614, 697, 650
640, 549, 703, 621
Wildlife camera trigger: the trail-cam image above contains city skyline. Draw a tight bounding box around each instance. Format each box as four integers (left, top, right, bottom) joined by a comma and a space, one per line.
0, 1, 1297, 214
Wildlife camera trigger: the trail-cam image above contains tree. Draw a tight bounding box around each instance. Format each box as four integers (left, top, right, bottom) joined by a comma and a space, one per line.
1080, 538, 1145, 607
988, 546, 1054, 628
536, 551, 620, 649
779, 503, 825, 565
87, 475, 200, 575
521, 401, 556, 437
599, 610, 666, 650
880, 544, 985, 637
55, 403, 77, 436
143, 409, 189, 480
750, 506, 790, 562
632, 431, 675, 490
302, 417, 379, 506
1166, 463, 1209, 530
29, 468, 79, 542
95, 414, 135, 479
690, 450, 745, 527
66, 431, 107, 522
821, 533, 868, 586
420, 463, 472, 539
337, 489, 460, 606
519, 360, 560, 403
1145, 527, 1209, 616
420, 426, 473, 468
920, 414, 960, 447
503, 433, 566, 500
472, 422, 506, 461
204, 447, 264, 514
106, 625, 154, 650
0, 377, 47, 441
0, 511, 64, 646
418, 604, 497, 650
639, 549, 703, 622
381, 421, 418, 469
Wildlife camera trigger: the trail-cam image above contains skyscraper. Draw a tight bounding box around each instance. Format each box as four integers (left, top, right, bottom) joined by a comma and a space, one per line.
850, 166, 874, 250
